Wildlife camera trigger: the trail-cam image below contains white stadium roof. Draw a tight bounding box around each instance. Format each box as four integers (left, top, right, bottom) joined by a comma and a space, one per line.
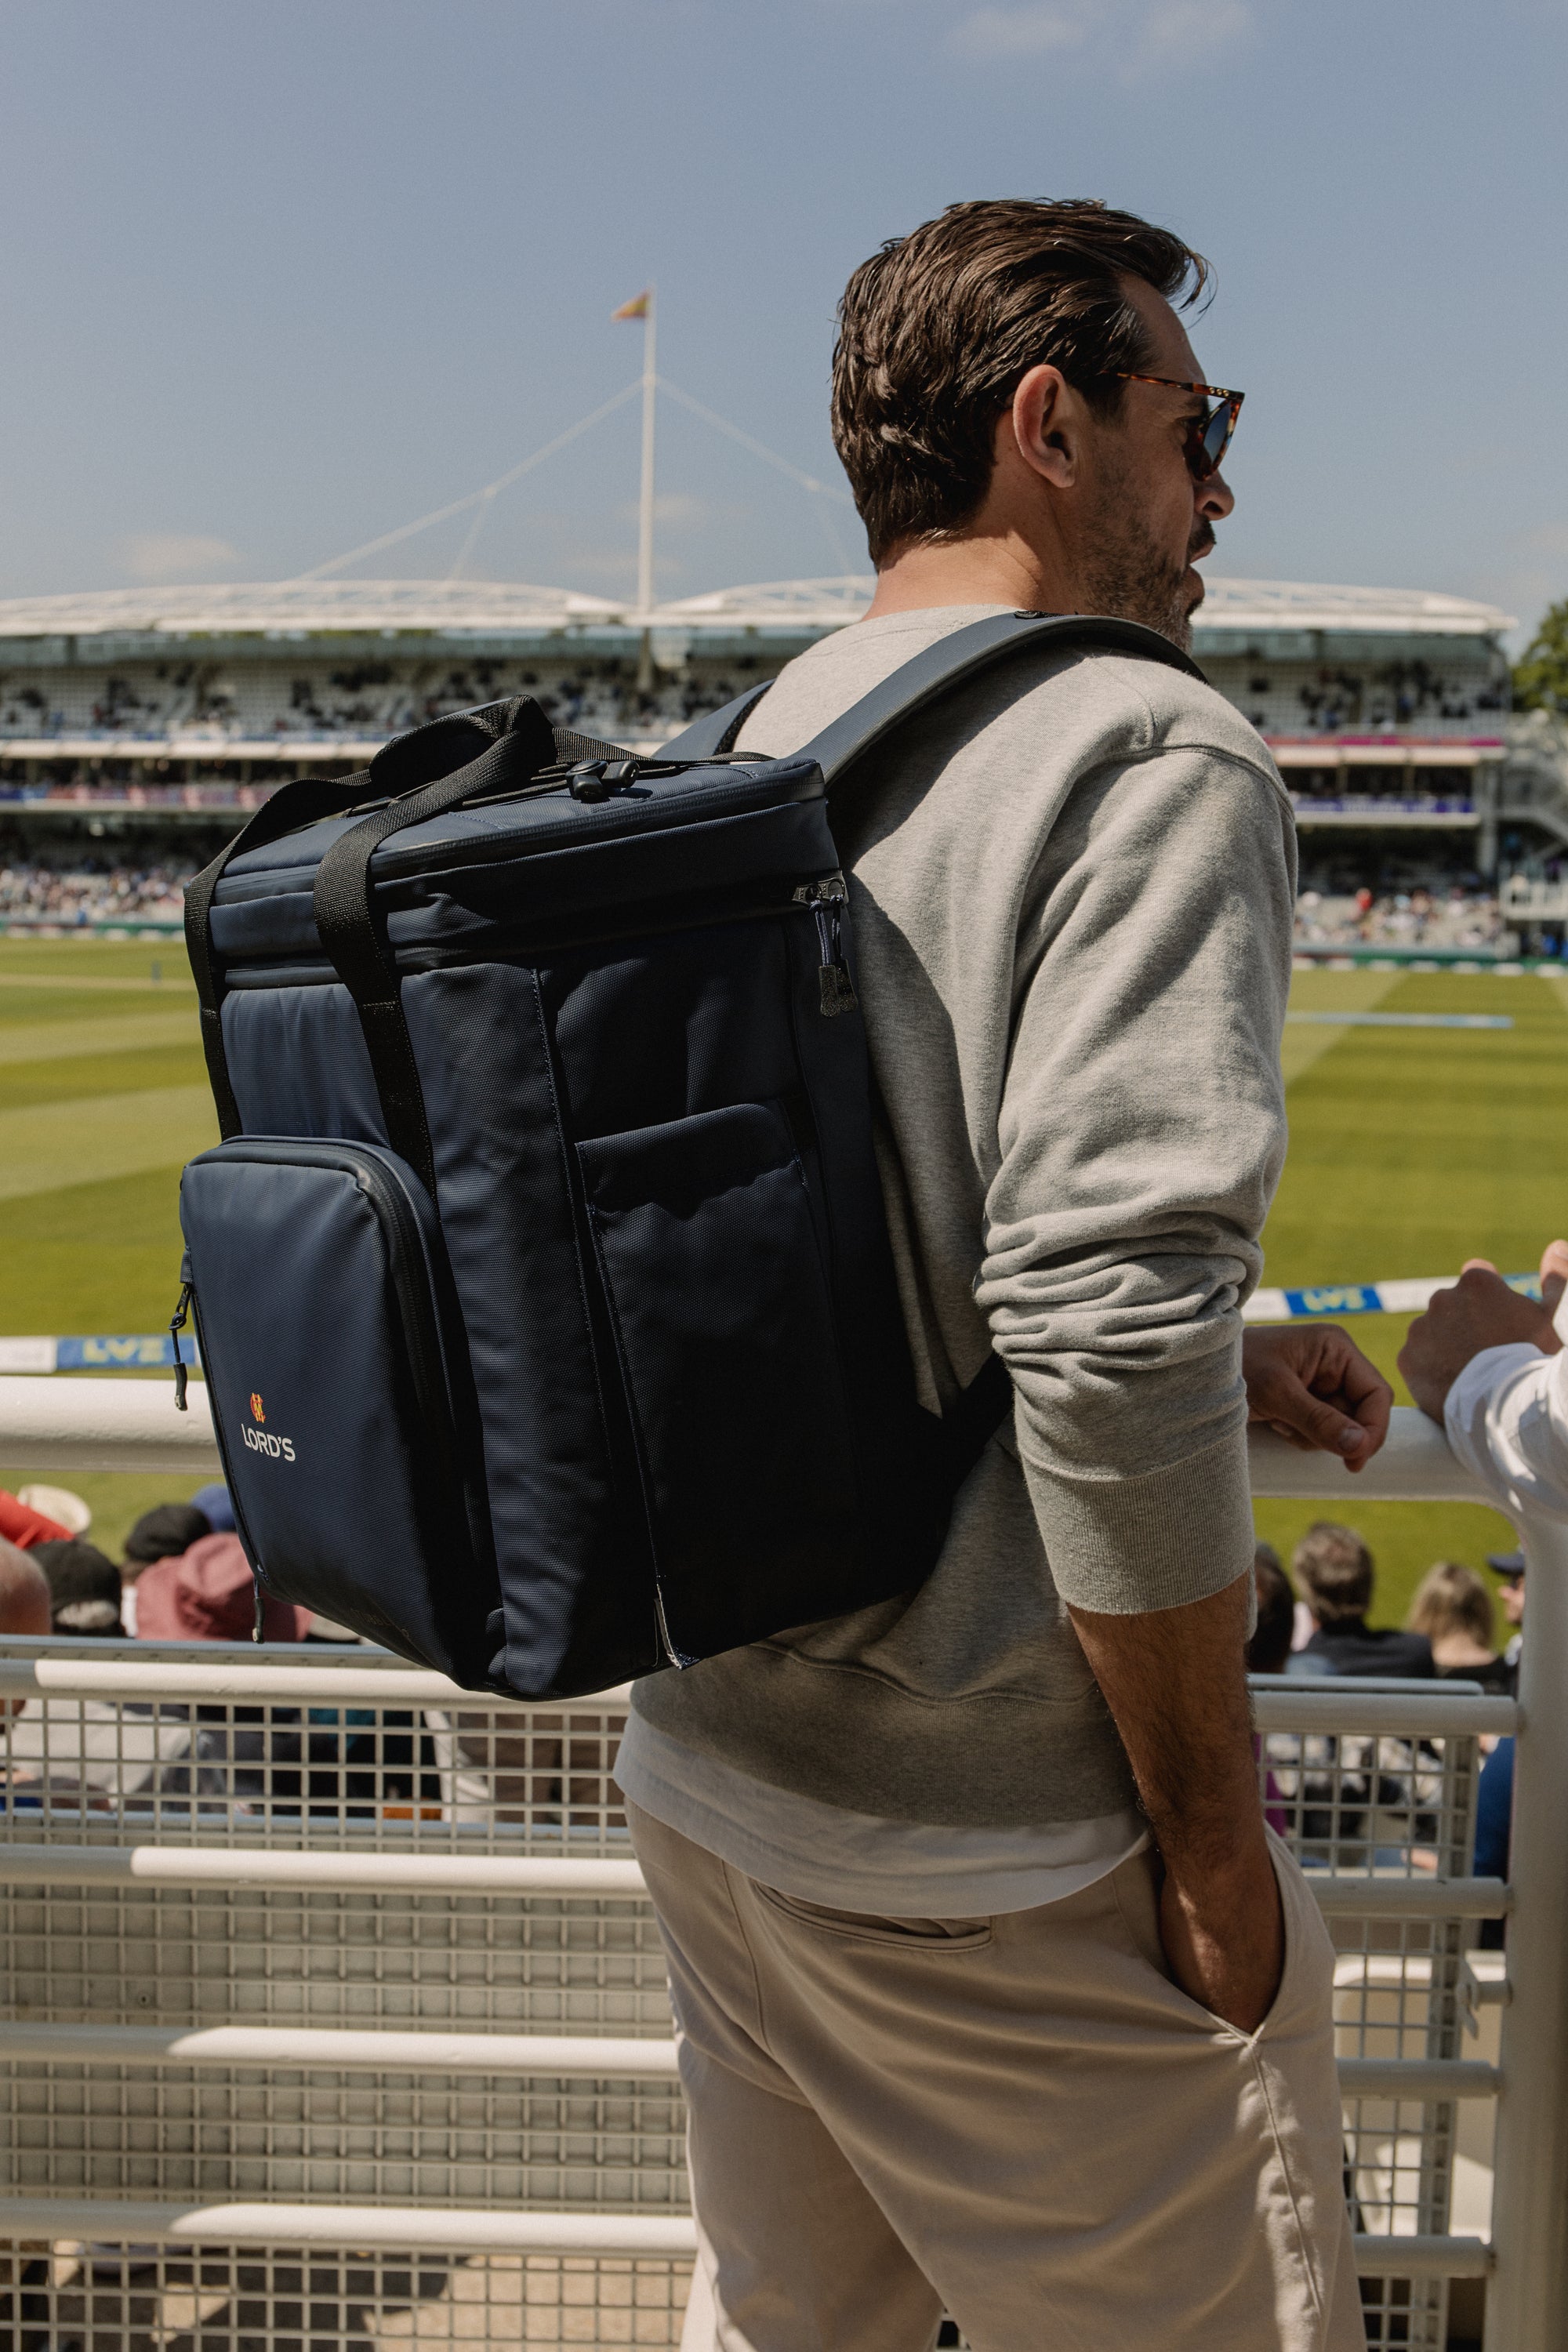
1191, 577, 1515, 637
0, 573, 1515, 641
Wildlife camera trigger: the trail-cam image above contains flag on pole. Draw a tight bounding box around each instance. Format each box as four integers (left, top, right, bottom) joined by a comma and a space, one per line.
612, 290, 651, 321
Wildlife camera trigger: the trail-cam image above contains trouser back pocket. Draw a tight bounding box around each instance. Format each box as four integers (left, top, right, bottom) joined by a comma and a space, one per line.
179, 1138, 499, 1682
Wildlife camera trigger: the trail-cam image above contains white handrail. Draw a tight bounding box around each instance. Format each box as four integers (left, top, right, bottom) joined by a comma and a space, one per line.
0, 1374, 219, 1474
0, 2198, 699, 2255
0, 1845, 647, 1895
0, 2022, 1493, 2100
0, 2021, 681, 2075
0, 1838, 1505, 1915
1247, 1406, 1491, 1502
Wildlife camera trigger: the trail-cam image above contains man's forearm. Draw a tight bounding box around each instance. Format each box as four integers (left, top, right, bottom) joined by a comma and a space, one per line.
1069, 1572, 1282, 2031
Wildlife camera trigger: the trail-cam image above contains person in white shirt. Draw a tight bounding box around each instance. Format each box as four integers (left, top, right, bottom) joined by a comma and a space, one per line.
1400, 1240, 1568, 1519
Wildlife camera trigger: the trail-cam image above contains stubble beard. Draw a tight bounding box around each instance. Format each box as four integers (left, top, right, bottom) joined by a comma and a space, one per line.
1078, 463, 1203, 650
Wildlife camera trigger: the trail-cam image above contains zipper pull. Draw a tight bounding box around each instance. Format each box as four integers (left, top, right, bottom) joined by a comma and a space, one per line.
252, 1567, 264, 1643
798, 875, 858, 1018
169, 1279, 193, 1413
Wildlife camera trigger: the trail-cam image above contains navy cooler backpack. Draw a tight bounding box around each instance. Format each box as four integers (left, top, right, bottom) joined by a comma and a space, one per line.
176, 612, 1200, 1697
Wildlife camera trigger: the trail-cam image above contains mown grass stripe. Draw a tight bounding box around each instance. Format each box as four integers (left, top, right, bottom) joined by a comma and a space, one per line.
0, 971, 196, 995
0, 1083, 217, 1203
0, 1012, 199, 1066
1280, 970, 1404, 1086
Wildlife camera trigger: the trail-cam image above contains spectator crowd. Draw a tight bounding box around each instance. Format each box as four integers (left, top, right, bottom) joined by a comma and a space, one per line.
1294, 884, 1515, 956
0, 855, 187, 927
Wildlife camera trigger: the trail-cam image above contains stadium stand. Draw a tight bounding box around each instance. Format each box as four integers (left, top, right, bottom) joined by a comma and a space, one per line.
3, 572, 1567, 949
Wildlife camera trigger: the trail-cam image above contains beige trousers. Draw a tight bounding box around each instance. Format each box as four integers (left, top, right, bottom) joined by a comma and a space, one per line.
628, 1802, 1364, 2352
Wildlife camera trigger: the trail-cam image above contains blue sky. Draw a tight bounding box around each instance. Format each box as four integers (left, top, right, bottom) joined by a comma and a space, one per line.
1, 0, 1565, 641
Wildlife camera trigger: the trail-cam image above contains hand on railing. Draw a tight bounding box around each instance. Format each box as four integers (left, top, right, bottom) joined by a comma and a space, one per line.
1399, 1242, 1566, 1421
1242, 1323, 1392, 1472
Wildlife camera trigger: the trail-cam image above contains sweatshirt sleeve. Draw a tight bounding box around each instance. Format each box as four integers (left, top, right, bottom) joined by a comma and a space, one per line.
1445, 1341, 1568, 1523
975, 742, 1294, 1614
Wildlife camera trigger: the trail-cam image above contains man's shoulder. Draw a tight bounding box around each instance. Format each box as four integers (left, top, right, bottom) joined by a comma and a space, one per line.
739, 611, 1284, 797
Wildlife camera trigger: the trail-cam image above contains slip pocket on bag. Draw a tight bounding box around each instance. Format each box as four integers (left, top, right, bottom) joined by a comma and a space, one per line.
176, 614, 1203, 1697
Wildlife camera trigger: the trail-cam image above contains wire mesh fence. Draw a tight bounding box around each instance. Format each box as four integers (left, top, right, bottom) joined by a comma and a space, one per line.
0, 2243, 696, 2350
0, 1646, 1507, 2350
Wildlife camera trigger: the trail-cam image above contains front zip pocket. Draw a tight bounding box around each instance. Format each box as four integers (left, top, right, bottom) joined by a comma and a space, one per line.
178, 1137, 500, 1684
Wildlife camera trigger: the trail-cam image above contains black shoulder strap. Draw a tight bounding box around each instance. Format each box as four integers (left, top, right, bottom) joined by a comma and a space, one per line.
659, 681, 773, 761
796, 611, 1202, 1474
802, 610, 1203, 789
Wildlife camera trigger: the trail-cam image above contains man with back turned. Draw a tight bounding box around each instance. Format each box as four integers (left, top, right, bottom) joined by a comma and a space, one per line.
616, 200, 1381, 2350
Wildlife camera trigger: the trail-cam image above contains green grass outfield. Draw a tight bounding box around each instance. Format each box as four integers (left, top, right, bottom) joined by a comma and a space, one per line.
0, 937, 1561, 1613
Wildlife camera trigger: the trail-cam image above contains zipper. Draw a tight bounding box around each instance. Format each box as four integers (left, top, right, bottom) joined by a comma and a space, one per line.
220, 874, 847, 992
795, 873, 858, 1016
337, 1146, 458, 1479
169, 1273, 194, 1411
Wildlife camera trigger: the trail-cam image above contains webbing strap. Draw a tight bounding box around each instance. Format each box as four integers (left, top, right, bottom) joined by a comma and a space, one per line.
803, 611, 1203, 788
314, 702, 559, 1192
659, 681, 773, 762
184, 772, 386, 1137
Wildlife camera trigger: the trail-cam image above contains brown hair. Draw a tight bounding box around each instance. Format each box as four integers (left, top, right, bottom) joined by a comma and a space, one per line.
830, 198, 1210, 566
1408, 1562, 1495, 1652
1293, 1521, 1374, 1625
1247, 1542, 1297, 1676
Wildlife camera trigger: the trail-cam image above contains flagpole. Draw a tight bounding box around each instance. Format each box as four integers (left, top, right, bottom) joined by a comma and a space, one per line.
637, 287, 657, 684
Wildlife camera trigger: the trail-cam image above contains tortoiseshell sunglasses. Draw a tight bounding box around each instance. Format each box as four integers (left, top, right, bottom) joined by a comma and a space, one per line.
1114, 374, 1244, 481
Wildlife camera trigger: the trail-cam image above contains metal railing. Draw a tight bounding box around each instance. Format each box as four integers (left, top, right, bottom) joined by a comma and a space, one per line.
0, 1385, 1559, 2349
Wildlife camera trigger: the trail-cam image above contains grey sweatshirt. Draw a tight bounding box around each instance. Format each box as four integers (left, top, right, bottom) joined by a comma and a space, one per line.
630, 605, 1296, 1830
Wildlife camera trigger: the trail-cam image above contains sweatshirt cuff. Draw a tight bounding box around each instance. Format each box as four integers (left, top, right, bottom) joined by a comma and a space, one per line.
1018, 1425, 1256, 1615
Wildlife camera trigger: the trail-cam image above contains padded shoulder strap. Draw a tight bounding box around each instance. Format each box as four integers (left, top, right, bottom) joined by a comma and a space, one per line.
801, 611, 1204, 789
659, 681, 773, 761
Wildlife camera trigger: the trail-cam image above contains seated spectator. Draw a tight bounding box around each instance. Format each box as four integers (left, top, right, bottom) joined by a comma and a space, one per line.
134, 1534, 310, 1642
1486, 1548, 1525, 1693
1406, 1561, 1511, 1691
1294, 1520, 1436, 1676
0, 1488, 73, 1550
0, 1542, 53, 1649
1245, 1543, 1295, 1675
16, 1483, 90, 1534
1472, 1735, 1514, 1947
0, 1539, 188, 1803
1244, 1545, 1294, 1835
124, 1502, 211, 1570
0, 1543, 52, 1746
32, 1540, 123, 1635
121, 1502, 213, 1633
188, 1483, 237, 1535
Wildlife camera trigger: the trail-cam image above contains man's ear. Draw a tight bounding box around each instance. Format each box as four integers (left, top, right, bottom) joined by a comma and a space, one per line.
1008, 363, 1078, 490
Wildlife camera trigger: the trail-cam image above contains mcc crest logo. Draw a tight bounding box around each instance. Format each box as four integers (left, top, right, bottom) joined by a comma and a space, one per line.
241, 1389, 295, 1463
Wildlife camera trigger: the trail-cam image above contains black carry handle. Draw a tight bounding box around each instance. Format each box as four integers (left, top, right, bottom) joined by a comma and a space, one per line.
186, 770, 390, 1139
372, 695, 630, 795
314, 700, 561, 1194
314, 695, 637, 1196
